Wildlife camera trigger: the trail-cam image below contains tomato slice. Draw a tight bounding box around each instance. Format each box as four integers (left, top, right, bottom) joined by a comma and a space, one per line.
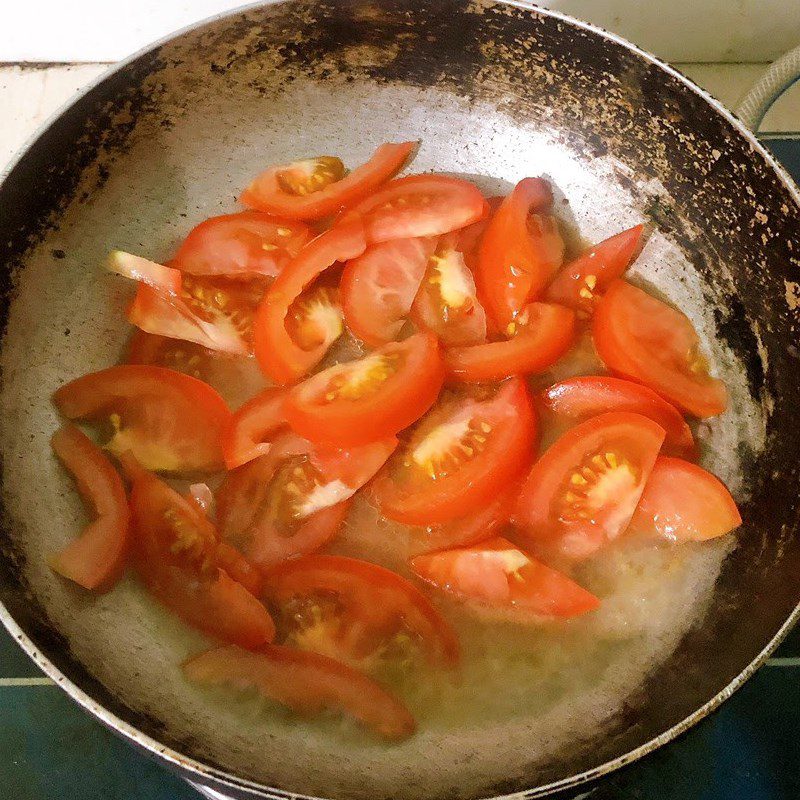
254, 222, 366, 384
455, 196, 503, 261
542, 376, 696, 458
126, 329, 215, 377
444, 302, 575, 383
514, 412, 665, 558
411, 233, 488, 346
476, 178, 564, 329
49, 425, 130, 591
630, 456, 741, 541
240, 142, 415, 220
593, 280, 728, 418
53, 365, 232, 473
342, 175, 486, 242
222, 388, 287, 470
173, 212, 312, 278
415, 485, 516, 554
410, 537, 600, 618
183, 644, 416, 740
263, 555, 459, 669
109, 251, 264, 355
340, 236, 437, 346
544, 224, 644, 314
372, 378, 536, 525
284, 332, 444, 447
216, 437, 353, 570
123, 456, 275, 648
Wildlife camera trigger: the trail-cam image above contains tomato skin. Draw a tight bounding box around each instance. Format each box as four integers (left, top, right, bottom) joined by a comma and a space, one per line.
415, 485, 516, 554
542, 376, 696, 458
124, 458, 275, 648
592, 280, 728, 418
53, 365, 232, 473
444, 303, 575, 383
340, 237, 437, 346
263, 554, 460, 669
545, 224, 644, 311
284, 333, 445, 447
372, 377, 537, 526
254, 221, 367, 385
183, 644, 416, 740
514, 411, 666, 559
173, 212, 312, 279
342, 175, 486, 242
240, 142, 415, 220
631, 456, 741, 541
215, 542, 265, 597
410, 537, 600, 618
476, 178, 563, 329
49, 425, 130, 591
222, 388, 287, 470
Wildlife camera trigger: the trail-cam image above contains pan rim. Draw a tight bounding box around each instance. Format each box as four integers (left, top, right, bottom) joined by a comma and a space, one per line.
1, 1, 798, 798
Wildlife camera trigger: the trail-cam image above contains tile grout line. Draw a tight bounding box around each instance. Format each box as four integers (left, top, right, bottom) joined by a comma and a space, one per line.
0, 676, 54, 686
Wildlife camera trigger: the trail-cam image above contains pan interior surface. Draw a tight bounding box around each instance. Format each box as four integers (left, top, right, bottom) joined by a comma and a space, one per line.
0, 2, 798, 799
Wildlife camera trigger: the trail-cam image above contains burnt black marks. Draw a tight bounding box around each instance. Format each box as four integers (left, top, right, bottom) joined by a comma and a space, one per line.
714, 294, 765, 398
50, 249, 66, 260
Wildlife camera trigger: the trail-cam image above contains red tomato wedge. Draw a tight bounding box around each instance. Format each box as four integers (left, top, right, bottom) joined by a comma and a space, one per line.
372, 378, 536, 525
215, 542, 265, 597
284, 332, 444, 447
263, 555, 459, 669
53, 365, 232, 473
545, 224, 644, 313
411, 233, 487, 347
49, 425, 130, 591
593, 280, 728, 418
109, 251, 264, 355
515, 412, 665, 559
476, 178, 564, 330
542, 376, 696, 458
455, 196, 503, 261
126, 329, 215, 377
340, 236, 437, 346
254, 222, 366, 384
631, 456, 741, 541
342, 175, 486, 242
217, 436, 361, 570
444, 302, 575, 383
183, 644, 416, 740
123, 456, 275, 648
416, 485, 516, 554
173, 212, 312, 278
240, 142, 415, 220
222, 388, 287, 470
410, 537, 600, 618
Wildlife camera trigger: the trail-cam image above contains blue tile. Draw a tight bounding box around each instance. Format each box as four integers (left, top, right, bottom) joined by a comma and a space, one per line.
0, 685, 199, 800
0, 626, 44, 678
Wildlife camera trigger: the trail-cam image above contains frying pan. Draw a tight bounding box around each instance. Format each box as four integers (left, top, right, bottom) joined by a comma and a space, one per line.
1, 1, 799, 799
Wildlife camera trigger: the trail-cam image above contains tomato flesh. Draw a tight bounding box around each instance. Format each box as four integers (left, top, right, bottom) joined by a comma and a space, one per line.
254, 222, 366, 384
222, 388, 288, 470
173, 212, 312, 278
240, 142, 415, 220
542, 375, 696, 458
372, 378, 536, 525
411, 233, 487, 347
284, 332, 443, 447
123, 456, 275, 648
410, 537, 599, 618
341, 236, 437, 346
515, 412, 666, 558
545, 224, 643, 314
476, 178, 564, 329
444, 302, 575, 383
342, 174, 486, 242
593, 280, 728, 418
631, 456, 741, 541
50, 425, 130, 591
263, 554, 459, 669
183, 644, 416, 740
53, 365, 232, 473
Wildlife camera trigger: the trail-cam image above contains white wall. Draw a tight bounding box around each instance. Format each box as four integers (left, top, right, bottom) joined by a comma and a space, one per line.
0, 0, 799, 63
